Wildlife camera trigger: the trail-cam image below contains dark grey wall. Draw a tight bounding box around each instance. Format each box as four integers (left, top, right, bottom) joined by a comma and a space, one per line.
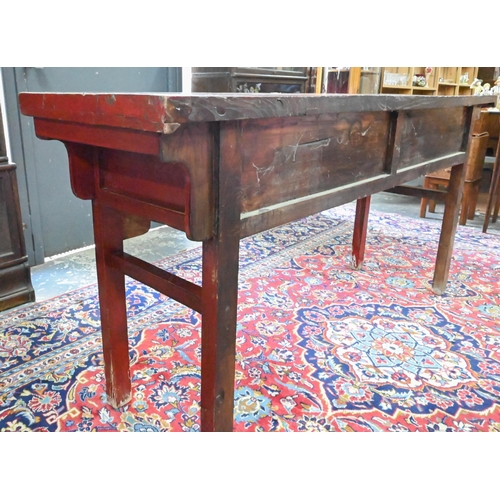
1, 67, 182, 265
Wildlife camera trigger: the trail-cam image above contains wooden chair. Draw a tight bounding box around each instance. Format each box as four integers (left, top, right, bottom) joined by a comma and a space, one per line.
482, 137, 500, 232
420, 132, 489, 225
473, 109, 500, 232
474, 110, 499, 154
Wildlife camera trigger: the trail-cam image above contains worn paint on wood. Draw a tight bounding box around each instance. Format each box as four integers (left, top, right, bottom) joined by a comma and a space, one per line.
19, 92, 496, 431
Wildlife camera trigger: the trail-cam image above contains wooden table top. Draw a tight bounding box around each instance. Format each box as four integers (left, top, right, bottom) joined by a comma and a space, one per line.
19, 93, 496, 133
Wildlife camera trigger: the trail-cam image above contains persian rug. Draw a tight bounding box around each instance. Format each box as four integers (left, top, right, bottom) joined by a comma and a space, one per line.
1, 205, 499, 432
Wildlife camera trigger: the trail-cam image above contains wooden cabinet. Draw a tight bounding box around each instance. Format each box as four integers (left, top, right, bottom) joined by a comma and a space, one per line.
317, 67, 382, 94
191, 67, 313, 93
0, 105, 35, 311
380, 67, 478, 96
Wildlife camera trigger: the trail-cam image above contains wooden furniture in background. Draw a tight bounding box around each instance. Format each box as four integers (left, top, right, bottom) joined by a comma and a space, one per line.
317, 68, 480, 97
483, 156, 500, 231
469, 108, 500, 233
380, 67, 478, 96
483, 122, 500, 233
19, 92, 493, 431
191, 67, 313, 93
0, 105, 35, 311
318, 67, 382, 95
420, 132, 489, 225
474, 108, 500, 153
478, 67, 500, 87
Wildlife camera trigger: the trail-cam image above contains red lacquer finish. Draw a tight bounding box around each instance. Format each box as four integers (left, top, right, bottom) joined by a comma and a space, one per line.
19, 92, 494, 431
351, 196, 371, 270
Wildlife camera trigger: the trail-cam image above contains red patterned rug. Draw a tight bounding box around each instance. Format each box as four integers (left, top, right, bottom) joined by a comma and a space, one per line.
1, 205, 499, 432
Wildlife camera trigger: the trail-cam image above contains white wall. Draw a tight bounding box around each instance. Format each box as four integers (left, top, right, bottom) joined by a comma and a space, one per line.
0, 71, 12, 160
182, 67, 191, 93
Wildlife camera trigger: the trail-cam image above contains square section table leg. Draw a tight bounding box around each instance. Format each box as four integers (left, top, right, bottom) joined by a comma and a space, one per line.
432, 163, 465, 295
200, 122, 242, 432
201, 235, 240, 432
92, 202, 132, 408
351, 196, 371, 270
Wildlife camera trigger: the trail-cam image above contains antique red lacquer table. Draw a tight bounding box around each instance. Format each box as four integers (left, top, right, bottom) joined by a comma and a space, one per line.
19, 92, 494, 431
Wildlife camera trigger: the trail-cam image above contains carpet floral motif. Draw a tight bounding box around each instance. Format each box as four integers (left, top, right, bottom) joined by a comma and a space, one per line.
1, 206, 500, 432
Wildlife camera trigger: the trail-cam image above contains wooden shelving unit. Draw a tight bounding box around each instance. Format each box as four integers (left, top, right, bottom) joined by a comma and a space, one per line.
316, 67, 479, 97
380, 67, 478, 96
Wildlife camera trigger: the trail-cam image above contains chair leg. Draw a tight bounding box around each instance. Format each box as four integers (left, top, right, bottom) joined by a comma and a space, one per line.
483, 142, 500, 233
420, 197, 428, 218
492, 178, 500, 223
429, 198, 437, 213
493, 195, 500, 223
460, 183, 471, 226
421, 178, 431, 217
428, 180, 438, 213
467, 183, 480, 220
